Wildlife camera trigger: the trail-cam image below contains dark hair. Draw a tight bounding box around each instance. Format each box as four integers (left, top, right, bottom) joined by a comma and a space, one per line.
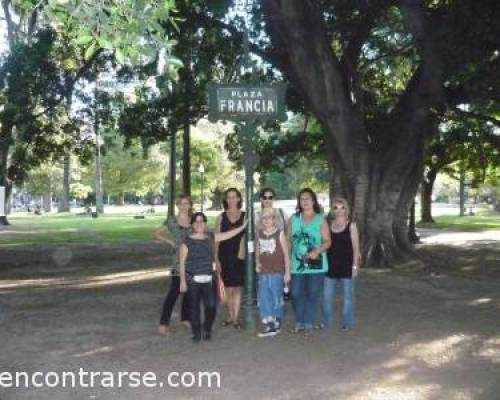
190, 211, 207, 225
222, 188, 242, 210
259, 187, 277, 199
296, 188, 322, 214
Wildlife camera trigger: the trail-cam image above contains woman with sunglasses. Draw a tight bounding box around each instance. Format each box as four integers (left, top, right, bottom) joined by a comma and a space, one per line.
321, 198, 361, 331
288, 188, 331, 336
255, 187, 287, 233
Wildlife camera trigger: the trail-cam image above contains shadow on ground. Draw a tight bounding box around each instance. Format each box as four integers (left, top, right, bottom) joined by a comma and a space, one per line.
1, 234, 499, 400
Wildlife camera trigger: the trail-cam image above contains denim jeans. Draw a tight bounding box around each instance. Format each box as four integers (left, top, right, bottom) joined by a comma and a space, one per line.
187, 280, 216, 339
322, 277, 355, 329
291, 273, 324, 330
258, 273, 284, 322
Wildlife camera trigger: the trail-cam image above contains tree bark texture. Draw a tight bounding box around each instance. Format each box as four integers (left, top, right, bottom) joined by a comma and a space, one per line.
182, 123, 191, 197
58, 154, 71, 212
263, 0, 443, 267
420, 169, 437, 223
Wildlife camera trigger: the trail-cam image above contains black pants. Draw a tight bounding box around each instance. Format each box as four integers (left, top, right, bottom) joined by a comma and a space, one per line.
187, 280, 216, 339
160, 276, 190, 325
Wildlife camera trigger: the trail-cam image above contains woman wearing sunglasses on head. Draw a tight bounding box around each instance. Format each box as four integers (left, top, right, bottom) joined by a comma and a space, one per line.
321, 198, 361, 332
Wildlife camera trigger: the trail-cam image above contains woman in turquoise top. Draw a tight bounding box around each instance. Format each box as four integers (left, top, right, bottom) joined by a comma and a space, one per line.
287, 188, 331, 335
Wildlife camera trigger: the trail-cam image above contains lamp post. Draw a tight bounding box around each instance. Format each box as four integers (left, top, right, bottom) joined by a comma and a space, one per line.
198, 164, 205, 212
94, 89, 104, 215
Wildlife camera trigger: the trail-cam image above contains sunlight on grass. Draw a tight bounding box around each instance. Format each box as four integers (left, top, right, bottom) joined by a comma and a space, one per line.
0, 213, 215, 245
349, 384, 442, 400
475, 337, 500, 364
417, 211, 500, 231
402, 334, 476, 368
0, 267, 167, 292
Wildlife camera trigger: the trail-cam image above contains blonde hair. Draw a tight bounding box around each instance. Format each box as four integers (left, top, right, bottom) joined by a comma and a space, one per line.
260, 207, 278, 228
332, 197, 351, 219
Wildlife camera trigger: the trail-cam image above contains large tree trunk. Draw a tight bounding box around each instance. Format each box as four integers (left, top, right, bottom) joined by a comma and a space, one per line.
0, 142, 11, 225
263, 0, 443, 267
182, 123, 191, 197
43, 191, 52, 213
118, 192, 125, 206
58, 154, 71, 212
408, 201, 420, 243
459, 168, 466, 216
420, 169, 437, 222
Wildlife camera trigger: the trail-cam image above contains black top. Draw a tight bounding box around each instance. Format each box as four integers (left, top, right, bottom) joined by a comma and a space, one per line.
218, 211, 246, 265
326, 222, 354, 279
184, 235, 214, 277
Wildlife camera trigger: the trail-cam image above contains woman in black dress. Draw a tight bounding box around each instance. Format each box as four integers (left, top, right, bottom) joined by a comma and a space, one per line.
214, 188, 246, 328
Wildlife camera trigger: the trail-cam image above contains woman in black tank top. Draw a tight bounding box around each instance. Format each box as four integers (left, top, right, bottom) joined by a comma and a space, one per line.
322, 198, 361, 332
214, 188, 246, 329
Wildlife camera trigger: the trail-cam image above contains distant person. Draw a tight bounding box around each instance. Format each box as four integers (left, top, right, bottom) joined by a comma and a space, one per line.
214, 188, 246, 329
287, 188, 331, 336
255, 187, 287, 233
156, 195, 193, 335
255, 208, 291, 337
321, 198, 361, 331
179, 212, 247, 342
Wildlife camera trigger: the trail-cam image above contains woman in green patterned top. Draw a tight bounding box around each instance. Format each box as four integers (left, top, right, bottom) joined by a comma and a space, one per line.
287, 188, 331, 336
155, 195, 192, 335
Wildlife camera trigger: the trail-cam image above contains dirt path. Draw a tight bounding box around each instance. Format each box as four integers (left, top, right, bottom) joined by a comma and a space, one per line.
1, 231, 499, 400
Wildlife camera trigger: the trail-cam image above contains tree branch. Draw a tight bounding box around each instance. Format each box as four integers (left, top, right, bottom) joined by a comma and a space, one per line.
451, 108, 500, 129
2, 0, 17, 46
389, 0, 445, 124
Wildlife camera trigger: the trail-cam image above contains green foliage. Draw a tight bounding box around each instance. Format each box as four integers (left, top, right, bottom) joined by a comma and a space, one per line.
39, 0, 182, 73
0, 28, 83, 184
189, 132, 244, 208
119, 0, 241, 145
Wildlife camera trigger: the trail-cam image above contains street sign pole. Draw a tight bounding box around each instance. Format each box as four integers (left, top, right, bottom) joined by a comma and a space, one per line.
207, 28, 286, 331
240, 121, 258, 330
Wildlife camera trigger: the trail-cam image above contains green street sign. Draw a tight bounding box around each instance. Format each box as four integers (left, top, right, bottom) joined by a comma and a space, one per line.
207, 82, 287, 122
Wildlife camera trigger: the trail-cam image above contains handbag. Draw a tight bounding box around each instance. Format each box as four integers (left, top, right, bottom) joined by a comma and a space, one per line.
298, 215, 323, 270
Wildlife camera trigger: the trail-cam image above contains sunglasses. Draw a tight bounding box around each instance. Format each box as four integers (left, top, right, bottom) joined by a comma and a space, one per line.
262, 195, 274, 200
334, 205, 345, 210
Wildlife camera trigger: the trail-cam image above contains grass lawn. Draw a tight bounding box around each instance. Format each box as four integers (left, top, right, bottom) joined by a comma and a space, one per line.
0, 213, 217, 246
2, 210, 497, 246
417, 210, 500, 231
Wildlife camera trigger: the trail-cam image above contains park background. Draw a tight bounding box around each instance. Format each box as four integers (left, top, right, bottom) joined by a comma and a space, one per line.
0, 1, 499, 400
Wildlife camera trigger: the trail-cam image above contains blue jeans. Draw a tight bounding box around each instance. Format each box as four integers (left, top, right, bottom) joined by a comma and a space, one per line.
258, 273, 284, 321
291, 273, 324, 330
323, 277, 355, 329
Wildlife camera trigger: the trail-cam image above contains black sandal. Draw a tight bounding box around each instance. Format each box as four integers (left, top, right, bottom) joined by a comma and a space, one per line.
233, 321, 243, 329
221, 320, 233, 327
